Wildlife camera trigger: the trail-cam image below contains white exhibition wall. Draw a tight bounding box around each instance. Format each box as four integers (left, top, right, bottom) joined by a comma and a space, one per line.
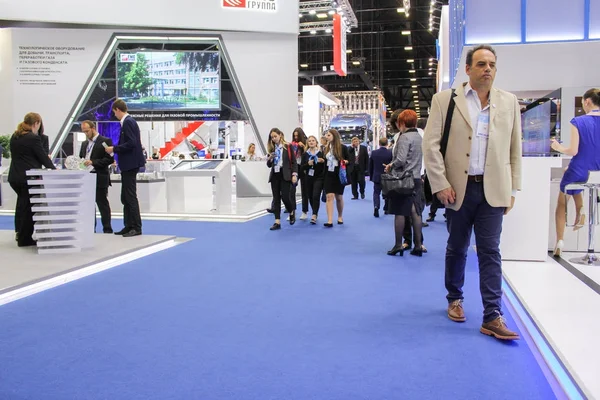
453, 41, 600, 144
0, 27, 298, 152
453, 41, 600, 92
0, 29, 13, 136
0, 0, 298, 35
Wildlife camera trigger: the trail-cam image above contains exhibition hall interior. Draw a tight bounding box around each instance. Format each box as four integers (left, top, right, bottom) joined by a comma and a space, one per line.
0, 0, 598, 398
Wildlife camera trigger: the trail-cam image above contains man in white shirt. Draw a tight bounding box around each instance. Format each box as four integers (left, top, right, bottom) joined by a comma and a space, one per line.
423, 45, 522, 341
80, 120, 114, 233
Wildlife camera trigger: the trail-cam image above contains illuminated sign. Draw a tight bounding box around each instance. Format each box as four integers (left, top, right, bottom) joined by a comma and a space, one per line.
333, 14, 347, 77
222, 0, 277, 11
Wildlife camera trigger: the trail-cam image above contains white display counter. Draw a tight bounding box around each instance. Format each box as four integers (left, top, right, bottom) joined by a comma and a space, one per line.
108, 176, 168, 214
163, 159, 232, 213
235, 160, 272, 197
501, 156, 562, 261
27, 169, 96, 254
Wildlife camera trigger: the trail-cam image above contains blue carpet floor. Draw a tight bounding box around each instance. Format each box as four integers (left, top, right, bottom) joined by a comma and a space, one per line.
0, 184, 555, 400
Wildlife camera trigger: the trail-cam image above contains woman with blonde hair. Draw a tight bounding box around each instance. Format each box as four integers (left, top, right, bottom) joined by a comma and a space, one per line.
301, 135, 326, 224
9, 112, 56, 247
246, 143, 258, 161
323, 129, 349, 227
266, 128, 298, 230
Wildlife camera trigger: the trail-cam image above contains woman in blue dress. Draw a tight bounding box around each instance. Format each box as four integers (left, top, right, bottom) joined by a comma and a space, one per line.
551, 88, 600, 256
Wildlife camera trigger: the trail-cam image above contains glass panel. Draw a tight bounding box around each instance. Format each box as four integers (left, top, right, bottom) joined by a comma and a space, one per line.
526, 0, 585, 42
465, 0, 522, 44
590, 0, 600, 39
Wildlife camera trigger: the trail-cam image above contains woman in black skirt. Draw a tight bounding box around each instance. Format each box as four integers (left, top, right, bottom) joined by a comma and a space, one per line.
266, 128, 298, 230
323, 129, 349, 227
384, 110, 424, 256
301, 135, 325, 224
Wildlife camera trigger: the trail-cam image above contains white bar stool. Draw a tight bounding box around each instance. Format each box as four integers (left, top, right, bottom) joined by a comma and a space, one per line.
565, 171, 600, 266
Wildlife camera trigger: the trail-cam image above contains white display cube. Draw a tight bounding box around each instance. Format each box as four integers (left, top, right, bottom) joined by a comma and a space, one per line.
26, 169, 96, 254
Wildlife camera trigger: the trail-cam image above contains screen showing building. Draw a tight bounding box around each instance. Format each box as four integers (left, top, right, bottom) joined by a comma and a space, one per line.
116, 51, 221, 111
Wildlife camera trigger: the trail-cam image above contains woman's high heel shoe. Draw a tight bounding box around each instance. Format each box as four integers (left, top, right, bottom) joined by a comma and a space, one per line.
410, 248, 423, 257
387, 245, 404, 256
553, 240, 564, 257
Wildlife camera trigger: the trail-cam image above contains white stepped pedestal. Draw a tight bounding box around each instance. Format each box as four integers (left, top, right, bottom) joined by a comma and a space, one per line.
26, 170, 96, 254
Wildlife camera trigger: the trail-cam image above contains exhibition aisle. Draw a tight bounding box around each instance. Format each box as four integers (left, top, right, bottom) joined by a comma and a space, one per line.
0, 191, 556, 400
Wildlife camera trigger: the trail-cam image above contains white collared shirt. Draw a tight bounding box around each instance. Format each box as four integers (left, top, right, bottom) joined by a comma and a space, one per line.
464, 83, 490, 176
119, 113, 130, 126
84, 133, 99, 161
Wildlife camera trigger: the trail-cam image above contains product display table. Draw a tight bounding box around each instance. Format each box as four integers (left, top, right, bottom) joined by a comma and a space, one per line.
500, 156, 562, 261
27, 169, 96, 254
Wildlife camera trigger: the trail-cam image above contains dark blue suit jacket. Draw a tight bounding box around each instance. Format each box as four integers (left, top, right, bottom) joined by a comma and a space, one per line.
114, 115, 146, 172
368, 147, 393, 184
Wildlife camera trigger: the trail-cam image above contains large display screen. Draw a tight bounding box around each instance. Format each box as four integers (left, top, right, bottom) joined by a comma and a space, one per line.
521, 99, 555, 156
116, 51, 221, 111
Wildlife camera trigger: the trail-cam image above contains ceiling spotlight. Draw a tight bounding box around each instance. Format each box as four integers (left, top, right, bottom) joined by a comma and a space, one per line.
430, 58, 434, 61
352, 61, 361, 65
322, 66, 327, 71
429, 72, 433, 75
299, 13, 303, 18
412, 90, 418, 94
429, 63, 433, 66
326, 28, 332, 33
407, 59, 414, 63
346, 49, 353, 54
328, 10, 335, 15
404, 46, 413, 51
310, 30, 317, 34
397, 7, 405, 13
409, 70, 416, 73
300, 64, 308, 68
317, 13, 328, 18
412, 85, 417, 88
309, 10, 316, 15
401, 31, 411, 35
411, 78, 417, 81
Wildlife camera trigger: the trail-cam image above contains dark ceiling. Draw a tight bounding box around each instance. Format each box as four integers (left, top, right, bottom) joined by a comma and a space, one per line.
298, 0, 447, 117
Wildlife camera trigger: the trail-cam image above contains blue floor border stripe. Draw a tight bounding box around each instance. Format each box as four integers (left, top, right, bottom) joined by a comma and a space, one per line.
502, 277, 586, 400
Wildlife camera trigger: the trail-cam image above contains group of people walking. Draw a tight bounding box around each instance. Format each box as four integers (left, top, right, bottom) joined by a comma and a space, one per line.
266, 127, 356, 230
265, 44, 536, 342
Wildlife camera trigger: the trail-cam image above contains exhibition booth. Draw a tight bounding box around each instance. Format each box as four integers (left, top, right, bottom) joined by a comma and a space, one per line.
0, 1, 300, 300
0, 0, 300, 220
442, 1, 600, 398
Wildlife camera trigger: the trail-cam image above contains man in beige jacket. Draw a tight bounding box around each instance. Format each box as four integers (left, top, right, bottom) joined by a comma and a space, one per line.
423, 44, 522, 341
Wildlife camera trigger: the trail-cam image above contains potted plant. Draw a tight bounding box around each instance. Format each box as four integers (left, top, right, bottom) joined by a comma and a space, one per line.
0, 135, 10, 159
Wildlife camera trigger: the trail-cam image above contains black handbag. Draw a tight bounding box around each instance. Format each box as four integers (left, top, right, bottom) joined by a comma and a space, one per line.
381, 170, 415, 196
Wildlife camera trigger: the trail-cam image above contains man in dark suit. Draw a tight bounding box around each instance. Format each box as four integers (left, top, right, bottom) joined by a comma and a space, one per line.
348, 136, 369, 199
368, 137, 393, 217
105, 99, 145, 237
80, 120, 114, 233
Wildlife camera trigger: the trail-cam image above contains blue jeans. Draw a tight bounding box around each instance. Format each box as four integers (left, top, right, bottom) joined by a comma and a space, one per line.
445, 181, 505, 323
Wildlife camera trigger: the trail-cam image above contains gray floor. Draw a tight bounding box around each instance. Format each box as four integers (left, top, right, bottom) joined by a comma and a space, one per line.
0, 230, 177, 293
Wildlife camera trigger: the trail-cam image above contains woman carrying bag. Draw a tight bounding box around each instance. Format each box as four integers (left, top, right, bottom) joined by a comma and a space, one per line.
323, 129, 349, 227
266, 128, 298, 231
383, 110, 424, 257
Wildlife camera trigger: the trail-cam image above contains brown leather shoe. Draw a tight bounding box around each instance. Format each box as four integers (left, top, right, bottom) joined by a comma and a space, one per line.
480, 316, 520, 340
447, 300, 466, 322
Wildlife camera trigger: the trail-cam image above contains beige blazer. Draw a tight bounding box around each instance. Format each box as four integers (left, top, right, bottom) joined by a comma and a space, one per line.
423, 83, 522, 211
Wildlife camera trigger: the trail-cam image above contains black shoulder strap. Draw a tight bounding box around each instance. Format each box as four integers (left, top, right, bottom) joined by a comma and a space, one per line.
440, 88, 457, 159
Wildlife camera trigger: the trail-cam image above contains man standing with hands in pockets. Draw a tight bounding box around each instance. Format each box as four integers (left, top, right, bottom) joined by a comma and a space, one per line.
104, 99, 145, 237
423, 45, 522, 340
